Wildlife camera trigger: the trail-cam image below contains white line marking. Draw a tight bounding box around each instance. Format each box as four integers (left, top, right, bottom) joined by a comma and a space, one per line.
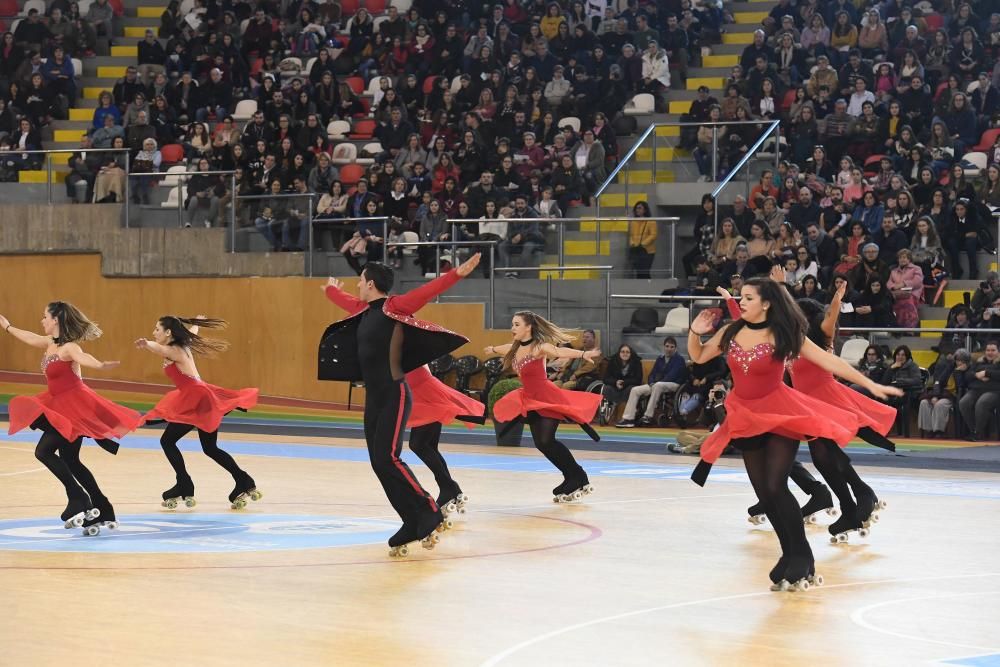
0, 467, 45, 477
478, 573, 1000, 667
850, 591, 1000, 653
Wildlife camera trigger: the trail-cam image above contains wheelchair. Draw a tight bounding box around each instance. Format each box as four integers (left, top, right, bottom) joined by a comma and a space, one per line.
634, 385, 679, 427
672, 383, 707, 428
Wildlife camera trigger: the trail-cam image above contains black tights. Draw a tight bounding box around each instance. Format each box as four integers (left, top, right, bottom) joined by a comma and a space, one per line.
160, 422, 244, 481
527, 413, 586, 481
35, 431, 106, 504
409, 422, 458, 494
808, 438, 860, 514
741, 435, 813, 564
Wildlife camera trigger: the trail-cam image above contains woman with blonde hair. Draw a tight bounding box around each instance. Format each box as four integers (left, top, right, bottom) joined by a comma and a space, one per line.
486, 311, 602, 501
1, 302, 141, 535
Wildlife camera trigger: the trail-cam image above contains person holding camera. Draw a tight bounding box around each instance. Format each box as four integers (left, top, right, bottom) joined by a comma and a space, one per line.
957, 340, 1000, 441
972, 272, 1000, 321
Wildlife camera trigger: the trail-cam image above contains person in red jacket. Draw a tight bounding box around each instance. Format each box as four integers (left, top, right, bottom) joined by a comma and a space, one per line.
320, 254, 480, 556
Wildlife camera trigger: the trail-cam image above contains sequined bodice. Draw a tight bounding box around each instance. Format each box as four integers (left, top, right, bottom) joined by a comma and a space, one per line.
41, 354, 83, 395
513, 354, 543, 375
726, 340, 785, 400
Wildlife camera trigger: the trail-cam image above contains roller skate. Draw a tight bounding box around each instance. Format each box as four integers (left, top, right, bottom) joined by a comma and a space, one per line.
437, 485, 468, 517
161, 476, 197, 510
553, 474, 594, 503
828, 513, 867, 544
856, 488, 887, 529
800, 486, 839, 525
61, 496, 99, 530
768, 556, 788, 585
93, 496, 118, 531
771, 556, 823, 592
229, 473, 262, 510
747, 501, 767, 525
81, 513, 103, 537
388, 510, 448, 558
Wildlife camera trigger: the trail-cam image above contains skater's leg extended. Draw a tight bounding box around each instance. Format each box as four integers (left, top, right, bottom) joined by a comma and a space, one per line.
34, 430, 88, 503
808, 439, 857, 514
409, 422, 459, 498
528, 414, 586, 482
197, 428, 244, 479
160, 421, 194, 479
58, 437, 107, 504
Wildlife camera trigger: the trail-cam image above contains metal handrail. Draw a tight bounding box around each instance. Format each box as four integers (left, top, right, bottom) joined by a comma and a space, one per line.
711, 119, 782, 238
490, 265, 615, 350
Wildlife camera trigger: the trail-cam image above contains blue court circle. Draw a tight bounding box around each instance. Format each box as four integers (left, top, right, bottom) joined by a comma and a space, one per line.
0, 514, 398, 553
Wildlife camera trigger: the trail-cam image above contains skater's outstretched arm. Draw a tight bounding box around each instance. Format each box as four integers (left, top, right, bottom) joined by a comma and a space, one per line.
821, 283, 845, 341
322, 277, 367, 314
687, 311, 729, 364
134, 337, 186, 362
485, 343, 514, 356
63, 342, 120, 371
393, 253, 481, 315
537, 342, 601, 360
799, 338, 903, 400
0, 314, 53, 349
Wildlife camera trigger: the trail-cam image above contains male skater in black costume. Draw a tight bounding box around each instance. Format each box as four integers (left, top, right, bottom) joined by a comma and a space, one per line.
319, 254, 480, 553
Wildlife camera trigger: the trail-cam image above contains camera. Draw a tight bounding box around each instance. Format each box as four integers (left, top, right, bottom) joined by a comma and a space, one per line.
981, 281, 991, 291
709, 387, 727, 403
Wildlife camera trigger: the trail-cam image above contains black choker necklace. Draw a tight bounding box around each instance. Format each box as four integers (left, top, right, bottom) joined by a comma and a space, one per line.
744, 319, 769, 330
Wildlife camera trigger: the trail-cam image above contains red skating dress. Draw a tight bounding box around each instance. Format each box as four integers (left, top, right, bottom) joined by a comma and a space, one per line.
493, 355, 602, 426
141, 361, 258, 433
8, 355, 142, 443
406, 365, 486, 428
789, 356, 897, 450
693, 341, 860, 485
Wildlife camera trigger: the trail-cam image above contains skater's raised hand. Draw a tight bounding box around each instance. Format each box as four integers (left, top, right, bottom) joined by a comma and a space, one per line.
100, 360, 121, 370
690, 310, 718, 335
834, 282, 846, 303
134, 337, 149, 349
456, 253, 482, 277
324, 277, 343, 292
0, 314, 9, 330
715, 286, 732, 299
769, 264, 786, 283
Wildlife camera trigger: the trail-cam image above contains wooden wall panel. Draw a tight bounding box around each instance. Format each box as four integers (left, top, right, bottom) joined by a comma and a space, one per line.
0, 254, 517, 403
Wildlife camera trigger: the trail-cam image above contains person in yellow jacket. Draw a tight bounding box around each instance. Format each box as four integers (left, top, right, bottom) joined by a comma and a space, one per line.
627, 200, 657, 278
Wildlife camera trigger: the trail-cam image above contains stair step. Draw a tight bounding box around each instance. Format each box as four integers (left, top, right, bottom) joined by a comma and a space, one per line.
97, 66, 129, 78
686, 77, 726, 91
53, 129, 86, 142
654, 125, 680, 137
19, 170, 69, 184
722, 32, 754, 44
702, 54, 739, 68
668, 100, 691, 114
136, 6, 166, 17
618, 170, 676, 184
912, 349, 938, 368
538, 264, 600, 280
564, 240, 610, 256
111, 45, 139, 57
920, 319, 947, 338
69, 108, 95, 121
734, 11, 768, 23
123, 26, 158, 37
598, 193, 648, 208
83, 87, 113, 99
580, 220, 629, 232
634, 147, 681, 161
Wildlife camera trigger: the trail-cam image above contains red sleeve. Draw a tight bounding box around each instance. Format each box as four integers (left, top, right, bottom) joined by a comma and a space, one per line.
325, 285, 367, 315
723, 294, 742, 321
390, 270, 462, 315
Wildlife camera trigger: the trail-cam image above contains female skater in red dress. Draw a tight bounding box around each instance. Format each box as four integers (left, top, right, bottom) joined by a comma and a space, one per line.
135, 316, 260, 510
406, 364, 485, 516
688, 278, 901, 591
1, 302, 141, 535
488, 311, 603, 502
790, 284, 895, 543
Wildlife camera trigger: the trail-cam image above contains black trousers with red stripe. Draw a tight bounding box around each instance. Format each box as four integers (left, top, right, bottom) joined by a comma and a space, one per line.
363, 379, 439, 523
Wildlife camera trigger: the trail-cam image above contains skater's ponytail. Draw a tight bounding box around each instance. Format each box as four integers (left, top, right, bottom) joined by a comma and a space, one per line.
796, 298, 833, 350
504, 311, 575, 369
721, 278, 807, 361
48, 301, 102, 344
159, 316, 229, 356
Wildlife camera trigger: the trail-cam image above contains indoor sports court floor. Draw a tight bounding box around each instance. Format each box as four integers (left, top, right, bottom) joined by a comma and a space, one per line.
1, 415, 999, 667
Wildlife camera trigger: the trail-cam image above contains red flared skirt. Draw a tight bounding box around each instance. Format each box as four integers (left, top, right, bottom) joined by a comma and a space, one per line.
493, 386, 602, 425
142, 383, 259, 433
8, 385, 143, 443
407, 370, 485, 428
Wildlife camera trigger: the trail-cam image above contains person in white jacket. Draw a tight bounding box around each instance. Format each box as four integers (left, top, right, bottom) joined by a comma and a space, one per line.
641, 40, 671, 108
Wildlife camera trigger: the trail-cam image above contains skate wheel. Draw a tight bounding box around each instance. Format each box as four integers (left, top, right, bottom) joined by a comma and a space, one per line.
778, 580, 790, 592
859, 527, 869, 538
870, 512, 880, 524
836, 533, 848, 543
877, 499, 888, 510
572, 490, 583, 501
812, 574, 824, 586
829, 536, 838, 544
86, 508, 101, 520
103, 521, 118, 530
444, 502, 457, 515
457, 494, 469, 503
457, 506, 467, 514
582, 485, 594, 495
72, 515, 84, 528
163, 499, 178, 510
827, 507, 840, 518
250, 490, 262, 501
796, 580, 810, 592
83, 526, 100, 537
185, 497, 197, 508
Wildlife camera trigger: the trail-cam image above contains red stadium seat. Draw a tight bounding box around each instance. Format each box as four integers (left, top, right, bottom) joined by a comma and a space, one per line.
159, 144, 185, 165
339, 163, 366, 186
366, 0, 387, 13
972, 128, 1000, 153
344, 76, 365, 95
349, 119, 376, 139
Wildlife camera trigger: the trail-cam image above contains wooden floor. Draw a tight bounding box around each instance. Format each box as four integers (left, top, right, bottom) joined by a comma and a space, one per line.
1, 425, 999, 667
